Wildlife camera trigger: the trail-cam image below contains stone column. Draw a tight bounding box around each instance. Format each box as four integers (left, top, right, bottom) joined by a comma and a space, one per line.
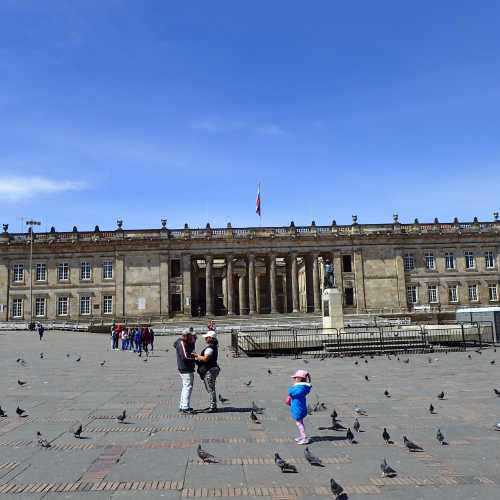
353, 249, 366, 312
248, 254, 256, 314
182, 254, 192, 316
239, 275, 246, 315
226, 254, 235, 315
305, 255, 314, 312
290, 252, 299, 312
159, 253, 170, 318
269, 253, 278, 313
205, 255, 214, 316
312, 253, 321, 312
115, 253, 125, 318
255, 274, 261, 313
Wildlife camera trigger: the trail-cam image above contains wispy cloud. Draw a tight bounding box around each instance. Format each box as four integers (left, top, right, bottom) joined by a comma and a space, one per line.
0, 176, 85, 201
192, 118, 287, 137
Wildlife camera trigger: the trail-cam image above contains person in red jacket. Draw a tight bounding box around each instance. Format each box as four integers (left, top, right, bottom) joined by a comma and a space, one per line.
141, 326, 151, 357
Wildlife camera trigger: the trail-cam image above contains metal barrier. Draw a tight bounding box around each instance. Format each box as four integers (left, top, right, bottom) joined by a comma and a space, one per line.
234, 324, 483, 357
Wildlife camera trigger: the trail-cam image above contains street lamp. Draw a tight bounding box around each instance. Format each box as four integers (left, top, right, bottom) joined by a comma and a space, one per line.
26, 219, 41, 326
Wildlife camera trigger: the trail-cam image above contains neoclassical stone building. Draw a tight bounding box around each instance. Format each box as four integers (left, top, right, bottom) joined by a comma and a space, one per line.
0, 216, 499, 322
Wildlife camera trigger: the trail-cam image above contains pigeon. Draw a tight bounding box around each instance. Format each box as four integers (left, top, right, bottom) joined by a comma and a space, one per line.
491, 360, 495, 365
382, 427, 391, 444
494, 389, 500, 397
0, 406, 7, 417
244, 380, 252, 387
251, 401, 263, 414
429, 404, 435, 414
304, 447, 323, 466
354, 361, 358, 366
468, 354, 472, 359
40, 353, 44, 359
354, 406, 368, 416
380, 458, 397, 477
384, 390, 390, 398
320, 402, 327, 410
331, 420, 347, 431
197, 444, 216, 463
116, 409, 126, 423
274, 453, 297, 473
66, 354, 70, 358
267, 369, 272, 375
365, 375, 370, 381
74, 424, 83, 438
218, 394, 229, 404
330, 478, 344, 499
18, 380, 27, 386
403, 435, 423, 452
37, 431, 51, 448
303, 359, 309, 364
249, 411, 260, 424
436, 428, 448, 445
143, 358, 148, 362
76, 356, 81, 362
428, 357, 432, 364
16, 406, 26, 416
331, 409, 338, 421
403, 358, 410, 364
100, 361, 106, 366
346, 427, 355, 443
353, 418, 361, 433
494, 422, 500, 431
437, 392, 445, 400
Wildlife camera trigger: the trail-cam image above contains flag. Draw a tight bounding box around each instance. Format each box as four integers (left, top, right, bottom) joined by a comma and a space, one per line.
255, 184, 261, 216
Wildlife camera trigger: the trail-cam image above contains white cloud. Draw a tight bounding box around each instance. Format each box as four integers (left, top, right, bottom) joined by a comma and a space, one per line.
192, 118, 287, 137
0, 176, 85, 201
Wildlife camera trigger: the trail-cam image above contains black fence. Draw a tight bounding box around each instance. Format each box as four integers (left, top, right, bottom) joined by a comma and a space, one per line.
232, 323, 487, 358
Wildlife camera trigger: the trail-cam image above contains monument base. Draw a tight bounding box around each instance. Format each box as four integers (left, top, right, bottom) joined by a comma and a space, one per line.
322, 287, 344, 331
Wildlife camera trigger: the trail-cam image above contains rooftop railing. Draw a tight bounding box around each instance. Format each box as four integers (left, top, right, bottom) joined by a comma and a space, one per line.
2, 219, 499, 245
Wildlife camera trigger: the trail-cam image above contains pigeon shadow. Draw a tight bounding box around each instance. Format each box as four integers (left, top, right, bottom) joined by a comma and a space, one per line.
75, 436, 91, 440
318, 426, 347, 431
216, 407, 261, 414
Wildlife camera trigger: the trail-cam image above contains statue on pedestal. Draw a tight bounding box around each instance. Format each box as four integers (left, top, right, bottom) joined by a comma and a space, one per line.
323, 260, 335, 289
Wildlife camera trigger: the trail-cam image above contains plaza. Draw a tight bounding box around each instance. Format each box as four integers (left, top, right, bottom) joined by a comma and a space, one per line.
0, 329, 499, 499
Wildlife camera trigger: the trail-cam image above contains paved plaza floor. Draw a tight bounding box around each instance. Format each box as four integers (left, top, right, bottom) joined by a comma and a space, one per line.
0, 330, 499, 499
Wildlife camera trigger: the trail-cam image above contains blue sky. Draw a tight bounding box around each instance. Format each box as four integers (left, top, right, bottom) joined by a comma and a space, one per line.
1, 1, 499, 232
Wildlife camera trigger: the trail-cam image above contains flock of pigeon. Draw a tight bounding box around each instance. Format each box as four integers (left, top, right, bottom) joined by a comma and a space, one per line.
3, 346, 499, 499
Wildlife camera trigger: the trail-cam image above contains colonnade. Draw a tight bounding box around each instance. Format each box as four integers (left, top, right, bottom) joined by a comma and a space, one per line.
191, 251, 335, 316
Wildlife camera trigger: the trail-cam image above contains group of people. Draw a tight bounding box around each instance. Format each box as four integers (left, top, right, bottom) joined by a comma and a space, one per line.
111, 324, 154, 356
174, 323, 220, 413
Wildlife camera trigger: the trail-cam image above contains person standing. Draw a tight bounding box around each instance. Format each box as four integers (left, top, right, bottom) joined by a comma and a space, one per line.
141, 326, 151, 357
36, 322, 44, 341
174, 328, 196, 414
111, 324, 117, 350
287, 369, 312, 445
194, 331, 220, 413
134, 327, 142, 356
149, 327, 155, 352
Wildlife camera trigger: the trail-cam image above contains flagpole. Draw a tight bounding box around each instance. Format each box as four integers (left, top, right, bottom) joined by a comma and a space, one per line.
259, 183, 262, 227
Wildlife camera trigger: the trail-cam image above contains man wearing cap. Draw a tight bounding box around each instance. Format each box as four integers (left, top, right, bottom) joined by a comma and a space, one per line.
194, 331, 220, 413
174, 327, 197, 414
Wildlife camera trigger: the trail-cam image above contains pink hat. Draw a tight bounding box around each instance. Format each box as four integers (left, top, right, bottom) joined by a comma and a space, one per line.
291, 369, 309, 379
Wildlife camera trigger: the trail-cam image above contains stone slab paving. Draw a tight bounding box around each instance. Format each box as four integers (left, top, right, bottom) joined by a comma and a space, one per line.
0, 330, 499, 499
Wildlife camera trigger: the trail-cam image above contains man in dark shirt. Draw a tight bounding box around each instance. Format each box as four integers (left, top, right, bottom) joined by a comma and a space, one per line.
173, 328, 196, 414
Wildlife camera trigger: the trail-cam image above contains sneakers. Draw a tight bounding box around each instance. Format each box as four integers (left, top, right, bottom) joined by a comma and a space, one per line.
179, 408, 194, 414
296, 438, 310, 445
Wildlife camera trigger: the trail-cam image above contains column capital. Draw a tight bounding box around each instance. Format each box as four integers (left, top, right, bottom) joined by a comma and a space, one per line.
248, 253, 256, 262
205, 255, 214, 263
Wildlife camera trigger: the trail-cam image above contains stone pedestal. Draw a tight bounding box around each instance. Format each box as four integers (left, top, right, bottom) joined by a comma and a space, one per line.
322, 287, 344, 331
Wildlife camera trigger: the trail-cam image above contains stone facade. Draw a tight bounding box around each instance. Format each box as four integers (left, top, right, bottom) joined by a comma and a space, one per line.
0, 217, 499, 322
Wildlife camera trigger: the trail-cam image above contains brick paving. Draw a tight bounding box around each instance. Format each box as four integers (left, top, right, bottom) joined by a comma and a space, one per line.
0, 330, 499, 499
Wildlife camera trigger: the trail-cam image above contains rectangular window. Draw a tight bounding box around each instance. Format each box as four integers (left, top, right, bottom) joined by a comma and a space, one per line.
425, 252, 435, 270
488, 284, 498, 302
465, 251, 475, 269
485, 251, 496, 269
103, 295, 113, 314
57, 296, 69, 316
342, 255, 352, 273
448, 285, 458, 303
171, 293, 181, 312
58, 263, 69, 281
427, 285, 438, 303
35, 263, 46, 282
80, 296, 91, 315
35, 297, 46, 317
445, 252, 456, 270
344, 287, 354, 306
11, 298, 23, 318
13, 264, 24, 283
406, 285, 418, 304
468, 284, 478, 302
80, 262, 91, 281
170, 259, 181, 278
404, 254, 414, 271
103, 260, 113, 279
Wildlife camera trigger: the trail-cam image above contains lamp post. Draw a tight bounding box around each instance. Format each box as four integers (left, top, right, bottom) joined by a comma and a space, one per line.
26, 220, 41, 326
